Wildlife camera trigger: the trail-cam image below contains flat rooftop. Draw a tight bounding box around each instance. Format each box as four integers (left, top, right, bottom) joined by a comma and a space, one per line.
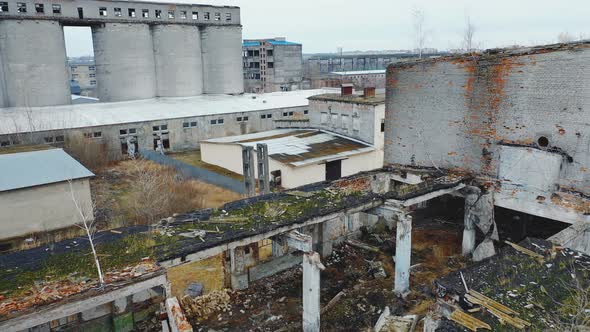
0, 89, 334, 135
204, 129, 375, 167
308, 93, 386, 106
330, 70, 386, 75
0, 148, 94, 192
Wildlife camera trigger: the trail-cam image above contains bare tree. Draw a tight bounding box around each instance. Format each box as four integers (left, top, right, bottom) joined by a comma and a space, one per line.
463, 15, 477, 52
558, 31, 576, 43
412, 8, 427, 59
68, 180, 105, 287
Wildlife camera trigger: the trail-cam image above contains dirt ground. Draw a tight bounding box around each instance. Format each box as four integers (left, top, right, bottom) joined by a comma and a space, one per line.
189, 218, 466, 332
91, 159, 243, 229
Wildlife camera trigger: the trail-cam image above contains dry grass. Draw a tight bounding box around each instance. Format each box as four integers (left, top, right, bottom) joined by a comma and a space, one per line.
92, 159, 243, 227
168, 150, 244, 181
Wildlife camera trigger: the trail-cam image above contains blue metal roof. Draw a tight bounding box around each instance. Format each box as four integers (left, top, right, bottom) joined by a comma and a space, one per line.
243, 41, 261, 47
267, 40, 300, 46
0, 148, 94, 192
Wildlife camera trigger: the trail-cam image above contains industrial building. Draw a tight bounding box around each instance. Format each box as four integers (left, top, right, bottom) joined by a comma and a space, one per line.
0, 89, 332, 159
243, 38, 303, 93
385, 42, 589, 227
0, 0, 243, 107
0, 147, 94, 248
201, 129, 379, 189
68, 60, 98, 97
314, 69, 386, 90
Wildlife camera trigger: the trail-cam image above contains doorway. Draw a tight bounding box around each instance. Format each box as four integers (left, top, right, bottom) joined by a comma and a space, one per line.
325, 160, 342, 181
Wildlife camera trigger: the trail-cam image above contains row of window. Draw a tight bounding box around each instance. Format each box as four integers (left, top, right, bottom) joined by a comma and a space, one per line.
0, 2, 232, 22
83, 131, 102, 139
0, 2, 61, 14
243, 50, 274, 57
71, 65, 96, 71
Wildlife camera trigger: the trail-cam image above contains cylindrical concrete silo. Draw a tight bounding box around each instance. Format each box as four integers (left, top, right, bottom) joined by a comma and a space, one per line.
152, 25, 203, 97
0, 20, 70, 107
92, 23, 157, 102
200, 25, 244, 94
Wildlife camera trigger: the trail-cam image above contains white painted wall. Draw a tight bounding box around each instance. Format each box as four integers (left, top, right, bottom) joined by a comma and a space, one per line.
0, 179, 93, 239
200, 142, 244, 175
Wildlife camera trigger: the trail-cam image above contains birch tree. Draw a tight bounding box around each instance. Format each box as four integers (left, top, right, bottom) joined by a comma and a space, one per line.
69, 180, 105, 287
412, 8, 427, 59
463, 15, 476, 52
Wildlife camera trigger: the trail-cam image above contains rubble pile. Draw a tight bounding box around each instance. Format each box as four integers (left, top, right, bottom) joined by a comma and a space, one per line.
0, 259, 160, 317
181, 289, 233, 323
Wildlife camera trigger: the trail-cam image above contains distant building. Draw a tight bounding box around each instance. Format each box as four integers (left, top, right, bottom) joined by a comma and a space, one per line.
243, 38, 303, 93
0, 147, 94, 251
313, 69, 386, 90
69, 61, 98, 97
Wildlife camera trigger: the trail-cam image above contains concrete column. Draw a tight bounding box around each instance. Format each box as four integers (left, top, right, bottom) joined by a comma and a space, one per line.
462, 187, 480, 256
302, 252, 325, 332
242, 146, 256, 197
229, 248, 248, 290
256, 143, 271, 195
394, 209, 412, 296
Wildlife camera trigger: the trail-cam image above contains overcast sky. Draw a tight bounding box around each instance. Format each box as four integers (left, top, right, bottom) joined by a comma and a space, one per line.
64, 0, 590, 57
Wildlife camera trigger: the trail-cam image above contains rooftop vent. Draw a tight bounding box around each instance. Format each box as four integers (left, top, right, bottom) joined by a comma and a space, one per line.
341, 83, 354, 96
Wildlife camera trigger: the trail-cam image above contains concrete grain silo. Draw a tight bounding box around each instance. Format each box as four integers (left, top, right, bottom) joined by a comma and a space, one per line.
92, 23, 157, 102
201, 25, 244, 95
0, 20, 70, 107
152, 24, 203, 97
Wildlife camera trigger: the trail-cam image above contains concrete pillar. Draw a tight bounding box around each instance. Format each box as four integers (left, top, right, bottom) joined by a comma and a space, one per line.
92, 23, 157, 102
394, 209, 412, 296
0, 20, 70, 107
229, 248, 248, 290
462, 187, 480, 256
256, 143, 271, 195
242, 146, 256, 197
302, 252, 325, 332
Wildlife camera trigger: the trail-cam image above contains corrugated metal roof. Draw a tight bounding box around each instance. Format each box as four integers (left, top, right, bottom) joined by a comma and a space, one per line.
267, 40, 300, 46
242, 41, 261, 47
330, 70, 386, 75
0, 148, 94, 192
205, 129, 374, 167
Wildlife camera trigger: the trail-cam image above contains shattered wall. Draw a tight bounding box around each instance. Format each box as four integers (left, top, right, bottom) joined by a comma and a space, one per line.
385, 43, 590, 195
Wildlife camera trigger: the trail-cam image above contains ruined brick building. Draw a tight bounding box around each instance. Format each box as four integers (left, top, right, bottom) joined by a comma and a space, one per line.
385, 42, 589, 229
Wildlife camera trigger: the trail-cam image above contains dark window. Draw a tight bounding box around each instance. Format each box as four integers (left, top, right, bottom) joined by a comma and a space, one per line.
0, 2, 8, 12
253, 50, 260, 56
190, 121, 197, 127
247, 50, 254, 57
267, 114, 272, 119
325, 160, 342, 181
153, 125, 160, 131
304, 110, 309, 115
163, 139, 170, 149
77, 7, 83, 19
99, 7, 107, 16
114, 8, 122, 17
288, 111, 294, 116
120, 129, 127, 135
52, 4, 60, 14
381, 119, 385, 132
17, 2, 26, 13
90, 80, 96, 85
225, 13, 231, 21
55, 135, 65, 142
267, 50, 273, 56
128, 8, 136, 17
155, 9, 161, 18
129, 128, 137, 134
237, 117, 242, 122
180, 11, 186, 19
183, 122, 189, 128
89, 66, 96, 71
168, 10, 174, 19
0, 141, 10, 147
142, 9, 149, 18
210, 119, 217, 125
243, 116, 248, 121
244, 246, 250, 254
283, 112, 288, 117
161, 124, 168, 130
268, 62, 274, 69
192, 11, 198, 20
35, 3, 44, 13
93, 132, 102, 138
218, 118, 224, 124
44, 136, 54, 143
260, 114, 266, 119
203, 12, 209, 20
214, 12, 221, 21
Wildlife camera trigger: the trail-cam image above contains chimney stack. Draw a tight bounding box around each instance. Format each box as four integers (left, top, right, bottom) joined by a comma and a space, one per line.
341, 83, 354, 96
363, 87, 376, 98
